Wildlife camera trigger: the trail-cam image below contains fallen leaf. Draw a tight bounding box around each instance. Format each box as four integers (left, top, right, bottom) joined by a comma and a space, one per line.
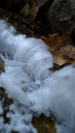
41, 34, 59, 51
41, 34, 75, 66
32, 114, 56, 133
31, 2, 38, 19
19, 2, 38, 20
53, 55, 67, 66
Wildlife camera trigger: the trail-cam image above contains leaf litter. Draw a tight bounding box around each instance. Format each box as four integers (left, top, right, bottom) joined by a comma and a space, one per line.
40, 33, 75, 66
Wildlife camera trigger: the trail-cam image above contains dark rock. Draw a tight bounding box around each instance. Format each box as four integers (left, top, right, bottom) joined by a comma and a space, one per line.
44, 0, 75, 35
0, 0, 28, 13
34, 0, 53, 8
0, 0, 54, 21
1, 0, 75, 35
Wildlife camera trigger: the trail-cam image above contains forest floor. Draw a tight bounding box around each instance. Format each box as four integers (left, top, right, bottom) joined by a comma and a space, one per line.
0, 7, 57, 133
0, 6, 75, 133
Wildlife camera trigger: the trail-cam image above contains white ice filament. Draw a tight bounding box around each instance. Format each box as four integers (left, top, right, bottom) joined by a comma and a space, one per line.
0, 19, 75, 133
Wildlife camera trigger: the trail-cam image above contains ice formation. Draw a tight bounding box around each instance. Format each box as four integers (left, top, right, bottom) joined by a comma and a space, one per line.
0, 19, 75, 133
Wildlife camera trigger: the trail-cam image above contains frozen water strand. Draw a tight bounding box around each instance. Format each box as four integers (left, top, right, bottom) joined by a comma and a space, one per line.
0, 19, 75, 133
0, 19, 53, 107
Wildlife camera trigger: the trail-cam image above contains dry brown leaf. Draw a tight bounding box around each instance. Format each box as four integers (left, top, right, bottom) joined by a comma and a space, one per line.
41, 34, 75, 66
31, 2, 38, 19
53, 55, 67, 66
32, 114, 56, 133
20, 2, 38, 20
41, 34, 59, 51
33, 34, 40, 38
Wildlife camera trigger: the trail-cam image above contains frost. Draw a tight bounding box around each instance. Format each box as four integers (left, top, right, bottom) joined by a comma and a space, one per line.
0, 19, 75, 133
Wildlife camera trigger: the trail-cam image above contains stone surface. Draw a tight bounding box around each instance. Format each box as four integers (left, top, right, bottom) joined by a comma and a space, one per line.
1, 0, 75, 35
0, 0, 27, 13
0, 0, 53, 16
45, 0, 75, 35
34, 0, 53, 8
